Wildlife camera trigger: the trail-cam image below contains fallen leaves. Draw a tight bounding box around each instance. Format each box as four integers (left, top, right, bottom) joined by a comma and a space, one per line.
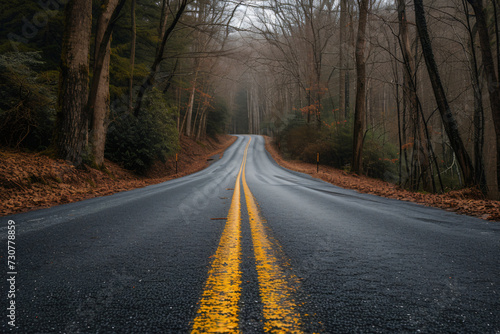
0, 135, 236, 217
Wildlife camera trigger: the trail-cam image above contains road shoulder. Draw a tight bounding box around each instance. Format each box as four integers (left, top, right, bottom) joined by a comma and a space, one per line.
0, 135, 237, 216
263, 136, 500, 222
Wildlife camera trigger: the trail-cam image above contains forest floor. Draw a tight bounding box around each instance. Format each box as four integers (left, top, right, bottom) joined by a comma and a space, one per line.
264, 136, 500, 222
0, 135, 236, 217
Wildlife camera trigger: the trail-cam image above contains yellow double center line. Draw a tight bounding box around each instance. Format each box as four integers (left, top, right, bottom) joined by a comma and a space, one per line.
192, 138, 302, 333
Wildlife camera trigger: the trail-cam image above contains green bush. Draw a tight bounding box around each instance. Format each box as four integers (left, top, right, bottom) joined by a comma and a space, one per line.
0, 52, 56, 150
206, 98, 229, 137
278, 116, 397, 181
285, 125, 318, 159
106, 89, 179, 174
362, 133, 398, 180
279, 117, 353, 169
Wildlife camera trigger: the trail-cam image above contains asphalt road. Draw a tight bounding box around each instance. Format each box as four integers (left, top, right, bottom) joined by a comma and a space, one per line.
1, 135, 499, 333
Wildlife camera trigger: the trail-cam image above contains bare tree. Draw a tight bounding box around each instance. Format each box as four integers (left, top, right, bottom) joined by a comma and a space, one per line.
467, 0, 500, 192
129, 0, 137, 113
250, 0, 336, 126
352, 0, 369, 174
414, 0, 475, 186
462, 0, 487, 193
339, 0, 348, 118
397, 0, 433, 192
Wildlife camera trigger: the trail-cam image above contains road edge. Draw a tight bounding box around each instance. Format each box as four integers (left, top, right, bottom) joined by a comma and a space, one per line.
263, 135, 499, 222
1, 135, 238, 217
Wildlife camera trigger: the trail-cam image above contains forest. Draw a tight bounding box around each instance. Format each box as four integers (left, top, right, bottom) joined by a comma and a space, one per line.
1, 0, 499, 199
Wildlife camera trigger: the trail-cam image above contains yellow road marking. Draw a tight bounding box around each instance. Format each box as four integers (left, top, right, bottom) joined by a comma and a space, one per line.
192, 137, 302, 333
242, 139, 303, 333
191, 140, 250, 333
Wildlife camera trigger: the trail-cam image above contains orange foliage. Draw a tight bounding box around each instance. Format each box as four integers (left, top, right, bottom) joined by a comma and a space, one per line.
300, 103, 320, 115
401, 142, 414, 150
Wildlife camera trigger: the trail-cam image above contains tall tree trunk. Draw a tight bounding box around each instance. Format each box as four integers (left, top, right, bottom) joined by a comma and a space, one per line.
397, 0, 433, 192
414, 0, 475, 186
305, 18, 313, 127
192, 88, 203, 137
345, 68, 350, 118
467, 0, 500, 193
157, 0, 170, 57
196, 108, 208, 141
493, 0, 500, 82
339, 0, 347, 119
185, 69, 199, 137
87, 0, 127, 121
346, 0, 355, 118
252, 85, 260, 134
177, 85, 182, 133
90, 0, 122, 167
352, 0, 369, 174
393, 36, 404, 185
463, 0, 487, 193
315, 68, 322, 128
56, 0, 92, 166
247, 88, 253, 133
129, 0, 136, 113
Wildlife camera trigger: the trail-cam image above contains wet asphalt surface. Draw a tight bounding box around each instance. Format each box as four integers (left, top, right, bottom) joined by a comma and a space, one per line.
1, 135, 499, 333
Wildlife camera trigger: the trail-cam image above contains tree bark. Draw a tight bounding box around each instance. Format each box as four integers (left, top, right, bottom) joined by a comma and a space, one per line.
90, 0, 122, 167
304, 6, 316, 125
467, 0, 500, 193
185, 68, 199, 137
339, 0, 347, 119
493, 0, 500, 83
463, 0, 487, 193
157, 0, 170, 59
414, 0, 475, 186
129, 0, 136, 113
196, 108, 208, 141
352, 0, 369, 174
346, 0, 355, 118
397, 0, 433, 192
87, 0, 127, 122
56, 0, 92, 166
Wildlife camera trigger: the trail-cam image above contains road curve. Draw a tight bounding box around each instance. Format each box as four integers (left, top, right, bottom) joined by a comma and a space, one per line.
1, 135, 499, 333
